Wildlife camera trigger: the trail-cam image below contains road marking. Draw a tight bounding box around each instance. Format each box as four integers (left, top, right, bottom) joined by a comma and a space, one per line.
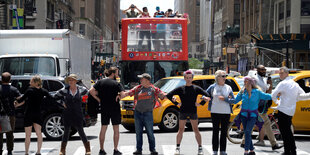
119, 145, 135, 155
73, 146, 94, 155
162, 145, 176, 155
29, 148, 55, 155
297, 148, 310, 155
202, 145, 213, 155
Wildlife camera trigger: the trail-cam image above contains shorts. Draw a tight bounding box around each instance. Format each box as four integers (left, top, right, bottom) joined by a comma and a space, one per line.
179, 113, 198, 120
24, 115, 42, 127
101, 111, 121, 125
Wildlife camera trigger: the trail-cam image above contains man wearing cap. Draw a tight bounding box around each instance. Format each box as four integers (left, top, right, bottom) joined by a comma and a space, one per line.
89, 67, 125, 155
166, 70, 210, 155
122, 4, 143, 18
122, 73, 165, 155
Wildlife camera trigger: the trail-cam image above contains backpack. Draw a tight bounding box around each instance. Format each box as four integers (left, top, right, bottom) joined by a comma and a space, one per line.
0, 86, 11, 116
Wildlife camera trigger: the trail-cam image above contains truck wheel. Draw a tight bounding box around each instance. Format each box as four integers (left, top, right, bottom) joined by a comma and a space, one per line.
122, 124, 135, 132
158, 108, 179, 132
43, 113, 64, 141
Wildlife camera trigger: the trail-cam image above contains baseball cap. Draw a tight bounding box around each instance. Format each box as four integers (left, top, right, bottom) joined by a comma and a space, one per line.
130, 4, 135, 8
137, 73, 151, 81
156, 6, 160, 11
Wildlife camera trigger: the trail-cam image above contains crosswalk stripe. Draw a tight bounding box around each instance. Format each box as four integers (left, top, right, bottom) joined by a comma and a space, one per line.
119, 145, 135, 155
202, 145, 213, 154
73, 146, 94, 155
162, 145, 176, 155
297, 148, 310, 155
29, 148, 55, 155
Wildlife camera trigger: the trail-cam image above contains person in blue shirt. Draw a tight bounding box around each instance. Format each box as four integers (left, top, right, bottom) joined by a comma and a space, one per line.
234, 76, 272, 155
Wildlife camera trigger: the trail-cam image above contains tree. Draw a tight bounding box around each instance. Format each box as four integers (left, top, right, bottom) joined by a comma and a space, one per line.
188, 58, 203, 69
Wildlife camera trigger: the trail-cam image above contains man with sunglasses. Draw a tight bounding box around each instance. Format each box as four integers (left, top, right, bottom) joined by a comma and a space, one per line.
253, 65, 282, 150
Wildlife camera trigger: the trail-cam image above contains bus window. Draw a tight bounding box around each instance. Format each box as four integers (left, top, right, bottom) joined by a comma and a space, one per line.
127, 23, 182, 52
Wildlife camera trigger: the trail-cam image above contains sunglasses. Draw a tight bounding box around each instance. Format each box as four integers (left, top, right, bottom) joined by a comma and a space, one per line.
219, 75, 228, 78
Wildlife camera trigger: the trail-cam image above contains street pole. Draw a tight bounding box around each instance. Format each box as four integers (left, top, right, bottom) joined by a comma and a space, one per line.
286, 40, 289, 68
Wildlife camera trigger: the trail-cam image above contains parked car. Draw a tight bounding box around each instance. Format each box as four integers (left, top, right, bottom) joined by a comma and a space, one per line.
120, 75, 241, 132
0, 75, 97, 140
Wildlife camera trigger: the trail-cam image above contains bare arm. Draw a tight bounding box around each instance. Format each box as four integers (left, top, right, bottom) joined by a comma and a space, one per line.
135, 6, 143, 15
89, 87, 100, 103
14, 100, 25, 108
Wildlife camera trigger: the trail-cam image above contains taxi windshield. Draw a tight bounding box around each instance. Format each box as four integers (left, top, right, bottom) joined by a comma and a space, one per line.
271, 75, 295, 89
154, 78, 185, 93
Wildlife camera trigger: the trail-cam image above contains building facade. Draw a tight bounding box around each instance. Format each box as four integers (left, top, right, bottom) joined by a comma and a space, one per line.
175, 0, 203, 60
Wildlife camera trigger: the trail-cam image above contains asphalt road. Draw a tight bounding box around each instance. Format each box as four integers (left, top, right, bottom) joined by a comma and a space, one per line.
3, 115, 310, 155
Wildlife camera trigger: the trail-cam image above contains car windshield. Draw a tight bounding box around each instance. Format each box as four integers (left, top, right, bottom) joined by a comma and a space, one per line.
271, 75, 295, 89
154, 78, 185, 93
235, 78, 244, 88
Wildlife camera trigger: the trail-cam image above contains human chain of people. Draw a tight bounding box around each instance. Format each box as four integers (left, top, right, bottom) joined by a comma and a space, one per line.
1, 65, 310, 155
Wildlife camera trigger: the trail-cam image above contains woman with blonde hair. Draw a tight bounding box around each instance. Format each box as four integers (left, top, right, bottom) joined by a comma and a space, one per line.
54, 74, 90, 155
15, 75, 50, 155
234, 76, 272, 155
206, 70, 235, 155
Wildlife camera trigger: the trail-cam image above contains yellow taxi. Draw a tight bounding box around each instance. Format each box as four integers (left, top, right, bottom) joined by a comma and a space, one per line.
120, 75, 241, 132
230, 70, 310, 132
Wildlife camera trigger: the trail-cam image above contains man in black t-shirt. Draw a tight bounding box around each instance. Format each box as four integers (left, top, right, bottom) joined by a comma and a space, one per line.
89, 67, 125, 155
0, 72, 21, 155
166, 70, 210, 155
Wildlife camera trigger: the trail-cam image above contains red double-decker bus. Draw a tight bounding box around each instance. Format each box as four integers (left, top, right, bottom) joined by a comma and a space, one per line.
121, 18, 189, 88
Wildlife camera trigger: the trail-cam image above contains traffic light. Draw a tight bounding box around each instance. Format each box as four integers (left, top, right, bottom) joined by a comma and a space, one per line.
56, 20, 64, 29
222, 47, 227, 56
100, 60, 105, 66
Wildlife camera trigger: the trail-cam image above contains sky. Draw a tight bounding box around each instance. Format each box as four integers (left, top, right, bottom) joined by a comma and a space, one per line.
120, 0, 175, 16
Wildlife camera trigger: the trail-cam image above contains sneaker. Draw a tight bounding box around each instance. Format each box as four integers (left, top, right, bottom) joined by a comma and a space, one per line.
99, 150, 107, 155
212, 151, 218, 155
254, 140, 265, 146
219, 151, 227, 155
198, 147, 203, 155
272, 144, 283, 150
174, 147, 180, 155
114, 149, 122, 155
7, 151, 12, 155
150, 150, 158, 155
248, 151, 256, 155
133, 150, 142, 155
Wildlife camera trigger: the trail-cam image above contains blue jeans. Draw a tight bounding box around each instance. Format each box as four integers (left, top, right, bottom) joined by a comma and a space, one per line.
240, 115, 257, 151
134, 111, 156, 151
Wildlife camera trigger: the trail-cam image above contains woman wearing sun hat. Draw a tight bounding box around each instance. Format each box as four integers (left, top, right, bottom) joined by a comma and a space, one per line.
53, 74, 90, 155
234, 76, 272, 155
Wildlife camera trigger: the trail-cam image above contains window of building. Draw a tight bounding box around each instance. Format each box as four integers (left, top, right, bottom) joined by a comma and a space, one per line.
301, 24, 310, 33
286, 26, 290, 33
279, 2, 284, 20
196, 0, 200, 6
243, 0, 246, 12
286, 0, 291, 17
79, 24, 85, 35
80, 7, 85, 18
47, 1, 55, 20
301, 0, 310, 16
234, 4, 240, 13
278, 27, 284, 33
196, 45, 200, 52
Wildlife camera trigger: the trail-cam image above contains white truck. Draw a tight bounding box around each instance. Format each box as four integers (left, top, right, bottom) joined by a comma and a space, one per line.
0, 29, 91, 87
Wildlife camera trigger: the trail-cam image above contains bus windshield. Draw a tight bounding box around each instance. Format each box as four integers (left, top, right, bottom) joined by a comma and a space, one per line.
127, 23, 182, 52
121, 61, 188, 89
0, 57, 56, 76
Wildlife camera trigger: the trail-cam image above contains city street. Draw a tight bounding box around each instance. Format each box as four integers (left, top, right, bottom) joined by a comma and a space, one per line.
2, 115, 310, 155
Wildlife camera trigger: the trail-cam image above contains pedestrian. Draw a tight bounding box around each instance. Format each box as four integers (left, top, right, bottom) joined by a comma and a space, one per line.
166, 70, 210, 155
0, 72, 21, 155
271, 67, 310, 155
122, 73, 165, 155
138, 7, 151, 51
122, 4, 143, 18
153, 6, 164, 17
53, 74, 90, 155
14, 75, 50, 155
252, 65, 283, 150
89, 67, 125, 155
206, 70, 235, 155
234, 76, 272, 155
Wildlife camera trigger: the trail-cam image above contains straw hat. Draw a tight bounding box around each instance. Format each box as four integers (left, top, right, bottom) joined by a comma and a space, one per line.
65, 74, 78, 84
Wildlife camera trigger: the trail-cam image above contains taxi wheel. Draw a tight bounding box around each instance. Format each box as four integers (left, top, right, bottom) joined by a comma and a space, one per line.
159, 108, 179, 132
122, 124, 135, 132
